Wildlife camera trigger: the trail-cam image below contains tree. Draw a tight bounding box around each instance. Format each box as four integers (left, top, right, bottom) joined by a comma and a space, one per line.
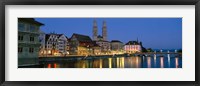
142, 47, 147, 52
147, 48, 153, 52
178, 49, 182, 53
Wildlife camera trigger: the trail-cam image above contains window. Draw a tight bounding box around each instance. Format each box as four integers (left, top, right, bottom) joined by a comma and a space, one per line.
30, 25, 35, 32
39, 37, 43, 42
18, 35, 23, 41
29, 48, 34, 53
30, 36, 34, 42
18, 23, 24, 31
18, 47, 23, 53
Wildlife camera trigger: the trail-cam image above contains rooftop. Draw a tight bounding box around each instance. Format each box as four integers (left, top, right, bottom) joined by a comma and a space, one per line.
18, 18, 44, 26
72, 33, 92, 42
125, 41, 140, 45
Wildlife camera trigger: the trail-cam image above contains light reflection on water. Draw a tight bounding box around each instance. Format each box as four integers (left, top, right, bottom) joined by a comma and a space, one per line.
43, 54, 182, 68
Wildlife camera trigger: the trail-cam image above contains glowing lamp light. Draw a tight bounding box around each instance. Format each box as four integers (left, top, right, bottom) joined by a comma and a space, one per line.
48, 50, 51, 54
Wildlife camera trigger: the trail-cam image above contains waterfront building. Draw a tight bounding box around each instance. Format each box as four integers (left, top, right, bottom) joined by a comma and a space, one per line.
92, 19, 111, 54
110, 40, 124, 54
124, 40, 142, 53
18, 18, 44, 66
95, 40, 111, 54
39, 30, 46, 56
58, 34, 69, 55
45, 33, 68, 56
69, 33, 100, 55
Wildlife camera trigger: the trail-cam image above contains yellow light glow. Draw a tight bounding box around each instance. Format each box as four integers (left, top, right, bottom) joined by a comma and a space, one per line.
109, 58, 112, 68
99, 59, 102, 68
48, 50, 51, 54
147, 57, 151, 68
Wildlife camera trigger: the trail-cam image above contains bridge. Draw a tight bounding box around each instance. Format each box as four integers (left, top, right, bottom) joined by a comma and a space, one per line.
131, 52, 182, 57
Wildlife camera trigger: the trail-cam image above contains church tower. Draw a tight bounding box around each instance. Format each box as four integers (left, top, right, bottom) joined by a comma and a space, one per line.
93, 19, 98, 41
102, 20, 107, 41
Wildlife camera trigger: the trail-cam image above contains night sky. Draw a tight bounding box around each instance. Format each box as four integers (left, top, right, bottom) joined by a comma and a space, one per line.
35, 18, 182, 50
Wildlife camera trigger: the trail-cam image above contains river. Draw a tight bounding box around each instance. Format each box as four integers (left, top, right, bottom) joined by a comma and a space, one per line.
41, 54, 182, 68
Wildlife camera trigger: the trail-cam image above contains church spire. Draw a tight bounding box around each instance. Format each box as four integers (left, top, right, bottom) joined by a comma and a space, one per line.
93, 19, 98, 41
103, 20, 106, 27
102, 20, 107, 41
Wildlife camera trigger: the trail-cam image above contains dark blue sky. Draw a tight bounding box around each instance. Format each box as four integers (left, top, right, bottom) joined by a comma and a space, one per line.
35, 18, 182, 49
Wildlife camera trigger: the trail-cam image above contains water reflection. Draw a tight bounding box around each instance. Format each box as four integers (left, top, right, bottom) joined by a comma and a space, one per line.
168, 54, 170, 68
109, 58, 112, 68
136, 56, 139, 68
43, 54, 182, 68
160, 57, 164, 68
99, 59, 102, 68
175, 57, 179, 68
154, 54, 156, 67
147, 57, 151, 68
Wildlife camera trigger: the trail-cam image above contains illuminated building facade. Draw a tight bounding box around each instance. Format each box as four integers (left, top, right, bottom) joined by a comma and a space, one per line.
69, 33, 101, 55
110, 40, 124, 54
95, 40, 111, 54
124, 40, 142, 53
44, 33, 68, 56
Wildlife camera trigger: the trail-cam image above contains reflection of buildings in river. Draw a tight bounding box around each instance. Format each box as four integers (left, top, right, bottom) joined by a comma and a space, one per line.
75, 60, 85, 68
47, 64, 51, 68
168, 54, 170, 67
116, 57, 124, 68
126, 56, 141, 68
108, 58, 112, 68
154, 54, 156, 67
47, 63, 59, 68
160, 57, 164, 68
175, 57, 179, 68
120, 57, 124, 68
92, 60, 99, 68
54, 63, 57, 68
82, 61, 86, 68
99, 59, 102, 68
135, 56, 139, 68
147, 57, 151, 68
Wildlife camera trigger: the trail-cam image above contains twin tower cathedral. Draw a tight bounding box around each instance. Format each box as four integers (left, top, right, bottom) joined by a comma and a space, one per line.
92, 19, 107, 41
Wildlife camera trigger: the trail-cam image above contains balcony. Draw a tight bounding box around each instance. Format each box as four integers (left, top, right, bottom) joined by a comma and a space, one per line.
18, 41, 41, 45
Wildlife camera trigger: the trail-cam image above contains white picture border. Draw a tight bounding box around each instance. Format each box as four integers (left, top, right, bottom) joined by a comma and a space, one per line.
5, 5, 195, 81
